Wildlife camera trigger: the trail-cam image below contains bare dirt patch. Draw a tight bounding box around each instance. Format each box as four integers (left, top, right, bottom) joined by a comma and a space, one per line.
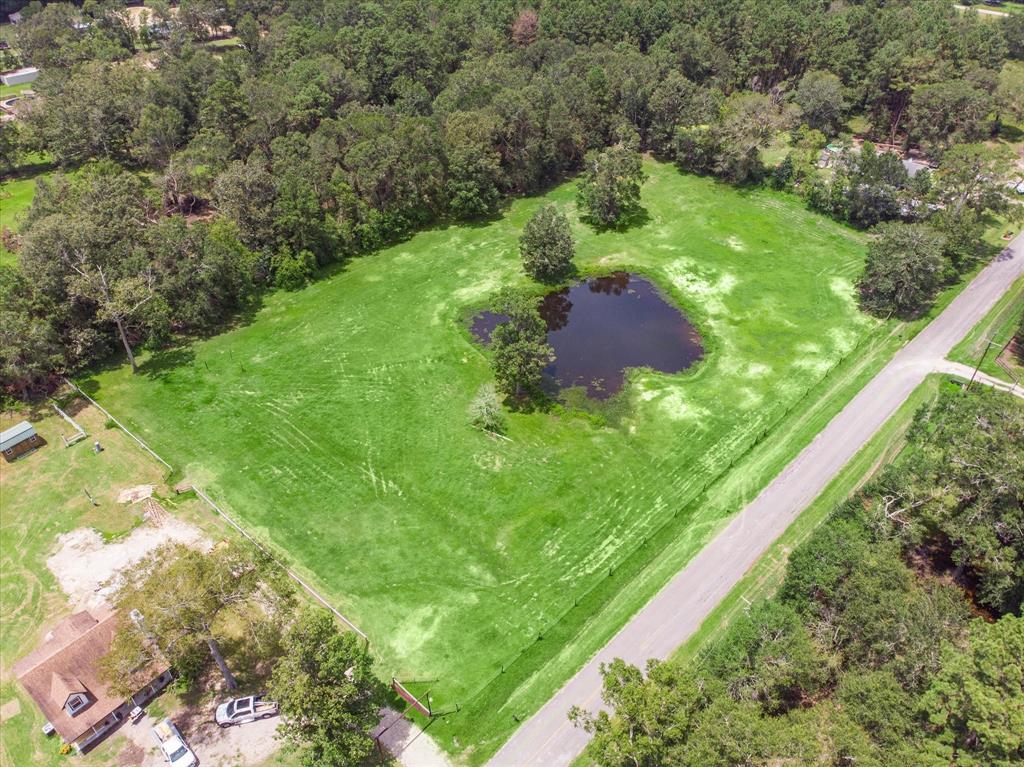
47, 512, 208, 610
116, 739, 145, 767
117, 484, 155, 504
0, 697, 21, 723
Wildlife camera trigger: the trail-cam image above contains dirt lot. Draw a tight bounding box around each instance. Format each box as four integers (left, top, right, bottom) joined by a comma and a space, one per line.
119, 709, 282, 767
47, 514, 208, 611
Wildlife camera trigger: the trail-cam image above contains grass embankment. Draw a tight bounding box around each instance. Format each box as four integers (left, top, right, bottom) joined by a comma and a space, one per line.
81, 159, 983, 761
0, 400, 209, 767
948, 275, 1023, 383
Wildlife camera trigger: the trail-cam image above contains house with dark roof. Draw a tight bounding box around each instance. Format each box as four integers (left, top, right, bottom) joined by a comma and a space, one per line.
13, 607, 172, 753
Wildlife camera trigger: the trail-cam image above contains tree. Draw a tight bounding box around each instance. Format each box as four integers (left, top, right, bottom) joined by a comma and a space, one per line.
911, 81, 994, 154
836, 670, 916, 750
857, 222, 947, 318
647, 73, 710, 155
106, 542, 292, 691
468, 382, 506, 434
576, 145, 645, 227
26, 61, 150, 166
147, 217, 255, 331
921, 616, 1024, 767
0, 266, 62, 399
15, 3, 94, 69
178, 0, 226, 42
444, 110, 503, 220
570, 659, 717, 767
714, 92, 782, 183
674, 125, 720, 175
930, 144, 1016, 219
520, 204, 575, 283
930, 207, 988, 273
236, 13, 261, 56
272, 246, 317, 290
510, 9, 539, 48
268, 607, 378, 767
18, 164, 162, 373
903, 389, 1024, 615
794, 70, 846, 136
213, 157, 280, 249
132, 104, 185, 168
0, 121, 23, 175
996, 69, 1024, 143
703, 601, 832, 714
490, 289, 553, 401
810, 143, 912, 229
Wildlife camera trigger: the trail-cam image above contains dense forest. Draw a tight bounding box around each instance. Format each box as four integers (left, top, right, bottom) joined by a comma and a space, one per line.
0, 0, 1022, 396
574, 386, 1024, 767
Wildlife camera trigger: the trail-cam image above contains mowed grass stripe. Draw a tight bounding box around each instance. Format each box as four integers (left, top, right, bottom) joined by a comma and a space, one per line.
86, 161, 872, 758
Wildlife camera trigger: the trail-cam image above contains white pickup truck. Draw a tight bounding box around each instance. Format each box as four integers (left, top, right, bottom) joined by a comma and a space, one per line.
151, 719, 197, 767
214, 695, 279, 727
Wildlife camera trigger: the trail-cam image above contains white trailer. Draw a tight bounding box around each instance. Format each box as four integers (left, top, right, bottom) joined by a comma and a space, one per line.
0, 67, 39, 86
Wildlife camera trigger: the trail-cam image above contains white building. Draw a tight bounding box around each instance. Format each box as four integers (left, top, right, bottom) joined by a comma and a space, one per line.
0, 67, 40, 86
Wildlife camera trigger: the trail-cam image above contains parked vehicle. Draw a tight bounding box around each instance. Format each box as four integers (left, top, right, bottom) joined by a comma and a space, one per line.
152, 718, 197, 767
214, 695, 279, 727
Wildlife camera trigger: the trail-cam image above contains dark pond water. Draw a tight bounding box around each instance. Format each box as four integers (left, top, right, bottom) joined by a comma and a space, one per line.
471, 272, 704, 399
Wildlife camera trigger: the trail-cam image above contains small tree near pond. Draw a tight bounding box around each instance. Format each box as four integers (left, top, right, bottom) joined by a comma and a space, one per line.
102, 542, 293, 693
469, 382, 506, 434
490, 288, 553, 403
576, 146, 645, 228
520, 204, 575, 283
268, 607, 378, 767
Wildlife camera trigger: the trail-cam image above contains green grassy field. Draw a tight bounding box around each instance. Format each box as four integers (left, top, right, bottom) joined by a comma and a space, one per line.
81, 160, 885, 760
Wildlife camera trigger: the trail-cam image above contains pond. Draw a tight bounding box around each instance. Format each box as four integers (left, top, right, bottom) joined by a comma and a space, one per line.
471, 272, 704, 399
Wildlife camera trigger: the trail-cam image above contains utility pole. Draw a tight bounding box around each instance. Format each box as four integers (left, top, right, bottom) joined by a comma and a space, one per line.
967, 338, 995, 392
967, 335, 1015, 393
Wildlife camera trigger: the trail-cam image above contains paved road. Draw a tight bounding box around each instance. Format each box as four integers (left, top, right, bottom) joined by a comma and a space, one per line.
488, 233, 1024, 767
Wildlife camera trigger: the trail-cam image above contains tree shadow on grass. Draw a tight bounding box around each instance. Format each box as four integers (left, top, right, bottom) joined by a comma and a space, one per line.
501, 376, 561, 414
580, 205, 652, 234
138, 346, 197, 381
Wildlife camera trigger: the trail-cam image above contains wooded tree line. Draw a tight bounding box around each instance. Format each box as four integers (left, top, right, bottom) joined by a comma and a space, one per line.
574, 387, 1024, 767
1, 0, 1022, 395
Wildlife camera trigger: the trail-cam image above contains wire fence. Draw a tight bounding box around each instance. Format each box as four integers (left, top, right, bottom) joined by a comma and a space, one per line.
63, 377, 369, 644
190, 485, 368, 642
65, 378, 173, 470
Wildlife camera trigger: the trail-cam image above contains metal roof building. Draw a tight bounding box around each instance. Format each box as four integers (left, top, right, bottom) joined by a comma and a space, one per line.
1, 420, 42, 461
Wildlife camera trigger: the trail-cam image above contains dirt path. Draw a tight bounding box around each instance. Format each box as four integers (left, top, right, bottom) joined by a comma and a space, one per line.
936, 360, 1024, 399
488, 235, 1024, 767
